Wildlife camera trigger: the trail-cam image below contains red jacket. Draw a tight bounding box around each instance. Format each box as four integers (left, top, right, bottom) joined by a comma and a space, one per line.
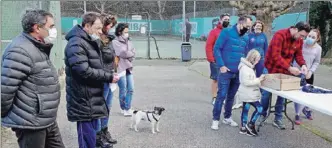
264, 28, 306, 75
205, 23, 223, 62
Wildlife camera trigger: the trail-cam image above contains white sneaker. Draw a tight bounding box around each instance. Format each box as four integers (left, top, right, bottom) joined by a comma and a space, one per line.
211, 120, 219, 130
222, 118, 238, 127
232, 103, 243, 110
212, 99, 216, 105
123, 110, 132, 117
120, 110, 124, 114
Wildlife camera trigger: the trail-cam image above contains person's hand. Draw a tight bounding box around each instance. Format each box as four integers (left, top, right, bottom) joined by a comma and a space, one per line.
301, 65, 308, 75
112, 74, 120, 83
220, 66, 230, 73
259, 75, 266, 81
288, 67, 301, 76
306, 71, 313, 79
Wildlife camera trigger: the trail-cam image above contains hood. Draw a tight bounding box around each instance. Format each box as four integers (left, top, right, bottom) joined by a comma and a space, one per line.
216, 22, 223, 29
65, 25, 91, 42
238, 57, 254, 70
114, 35, 128, 43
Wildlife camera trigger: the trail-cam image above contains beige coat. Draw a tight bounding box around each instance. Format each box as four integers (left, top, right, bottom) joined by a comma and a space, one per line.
236, 58, 261, 103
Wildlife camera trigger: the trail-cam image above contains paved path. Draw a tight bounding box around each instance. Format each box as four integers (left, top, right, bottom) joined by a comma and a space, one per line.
2, 60, 332, 148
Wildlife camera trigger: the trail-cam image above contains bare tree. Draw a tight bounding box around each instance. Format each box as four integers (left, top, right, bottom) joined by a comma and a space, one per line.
230, 1, 297, 39
61, 1, 85, 17
89, 1, 120, 14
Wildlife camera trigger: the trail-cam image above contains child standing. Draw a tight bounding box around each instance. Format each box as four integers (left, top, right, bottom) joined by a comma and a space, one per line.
237, 49, 265, 136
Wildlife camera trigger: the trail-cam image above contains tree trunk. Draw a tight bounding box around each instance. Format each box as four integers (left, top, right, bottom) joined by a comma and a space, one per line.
158, 13, 164, 20
100, 2, 105, 13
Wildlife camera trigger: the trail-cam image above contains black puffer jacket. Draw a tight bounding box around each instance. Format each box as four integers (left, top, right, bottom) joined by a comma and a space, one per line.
1, 33, 60, 129
64, 25, 114, 122
101, 34, 116, 73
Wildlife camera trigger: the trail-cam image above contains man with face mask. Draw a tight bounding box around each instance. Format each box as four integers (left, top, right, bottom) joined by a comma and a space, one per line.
1, 10, 64, 148
64, 12, 120, 148
205, 13, 230, 105
211, 15, 252, 130
259, 21, 310, 130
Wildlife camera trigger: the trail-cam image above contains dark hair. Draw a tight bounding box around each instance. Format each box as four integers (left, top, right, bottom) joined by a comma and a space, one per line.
293, 21, 310, 33
101, 13, 117, 28
115, 23, 129, 36
238, 15, 253, 22
82, 12, 101, 27
100, 13, 117, 34
21, 9, 53, 33
220, 13, 230, 19
252, 20, 265, 32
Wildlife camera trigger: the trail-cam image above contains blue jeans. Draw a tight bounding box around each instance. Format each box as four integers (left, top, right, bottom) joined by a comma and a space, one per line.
97, 83, 113, 132
241, 101, 263, 126
213, 72, 240, 120
77, 119, 98, 148
118, 72, 134, 110
261, 90, 285, 121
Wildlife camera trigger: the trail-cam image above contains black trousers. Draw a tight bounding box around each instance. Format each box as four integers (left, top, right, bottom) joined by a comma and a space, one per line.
12, 121, 65, 148
185, 34, 191, 42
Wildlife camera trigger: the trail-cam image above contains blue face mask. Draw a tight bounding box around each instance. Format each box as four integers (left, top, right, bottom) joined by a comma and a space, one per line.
305, 37, 315, 45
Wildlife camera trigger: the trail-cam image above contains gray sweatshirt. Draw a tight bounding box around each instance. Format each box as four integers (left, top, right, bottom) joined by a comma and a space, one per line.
294, 43, 322, 73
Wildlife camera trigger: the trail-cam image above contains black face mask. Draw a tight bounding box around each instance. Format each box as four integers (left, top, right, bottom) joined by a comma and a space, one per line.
222, 21, 229, 28
239, 27, 248, 36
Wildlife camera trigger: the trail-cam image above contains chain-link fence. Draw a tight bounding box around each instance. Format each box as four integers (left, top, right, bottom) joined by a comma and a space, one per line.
1, 1, 64, 74
1, 1, 311, 61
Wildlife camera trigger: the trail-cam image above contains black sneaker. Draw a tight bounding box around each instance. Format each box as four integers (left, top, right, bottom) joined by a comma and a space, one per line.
245, 124, 255, 136
249, 124, 258, 136
102, 127, 117, 144
96, 132, 113, 148
239, 127, 246, 135
273, 120, 286, 130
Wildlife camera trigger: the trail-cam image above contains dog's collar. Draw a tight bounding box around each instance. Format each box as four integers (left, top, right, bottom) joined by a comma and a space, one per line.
146, 112, 159, 122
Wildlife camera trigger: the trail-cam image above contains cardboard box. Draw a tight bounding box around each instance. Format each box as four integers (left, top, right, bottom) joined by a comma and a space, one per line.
261, 74, 301, 91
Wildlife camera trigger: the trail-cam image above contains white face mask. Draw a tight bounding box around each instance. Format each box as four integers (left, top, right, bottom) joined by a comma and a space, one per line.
44, 28, 57, 44
108, 28, 115, 35
90, 34, 100, 41
122, 33, 129, 39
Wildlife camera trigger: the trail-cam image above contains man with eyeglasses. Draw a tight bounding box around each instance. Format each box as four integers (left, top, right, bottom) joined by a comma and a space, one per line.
211, 15, 252, 130
258, 21, 310, 130
205, 13, 230, 105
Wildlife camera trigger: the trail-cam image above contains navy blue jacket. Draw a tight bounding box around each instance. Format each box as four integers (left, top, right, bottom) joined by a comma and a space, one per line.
213, 24, 249, 73
248, 32, 268, 77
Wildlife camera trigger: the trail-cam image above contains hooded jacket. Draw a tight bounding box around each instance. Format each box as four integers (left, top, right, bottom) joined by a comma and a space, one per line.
205, 23, 223, 62
64, 25, 113, 122
237, 58, 262, 103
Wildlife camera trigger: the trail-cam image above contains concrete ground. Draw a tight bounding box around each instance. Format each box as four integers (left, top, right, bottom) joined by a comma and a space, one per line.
2, 59, 332, 148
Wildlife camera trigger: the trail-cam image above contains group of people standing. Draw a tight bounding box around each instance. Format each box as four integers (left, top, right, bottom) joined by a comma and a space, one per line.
205, 13, 322, 136
1, 10, 136, 148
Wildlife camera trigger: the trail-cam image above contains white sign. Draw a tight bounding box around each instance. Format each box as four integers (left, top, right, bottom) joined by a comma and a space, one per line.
132, 15, 142, 20
140, 26, 146, 34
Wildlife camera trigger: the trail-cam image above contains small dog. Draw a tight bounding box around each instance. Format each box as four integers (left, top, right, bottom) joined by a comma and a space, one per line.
130, 107, 165, 134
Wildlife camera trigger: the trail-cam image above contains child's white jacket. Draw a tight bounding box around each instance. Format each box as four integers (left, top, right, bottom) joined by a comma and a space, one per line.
237, 58, 262, 103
